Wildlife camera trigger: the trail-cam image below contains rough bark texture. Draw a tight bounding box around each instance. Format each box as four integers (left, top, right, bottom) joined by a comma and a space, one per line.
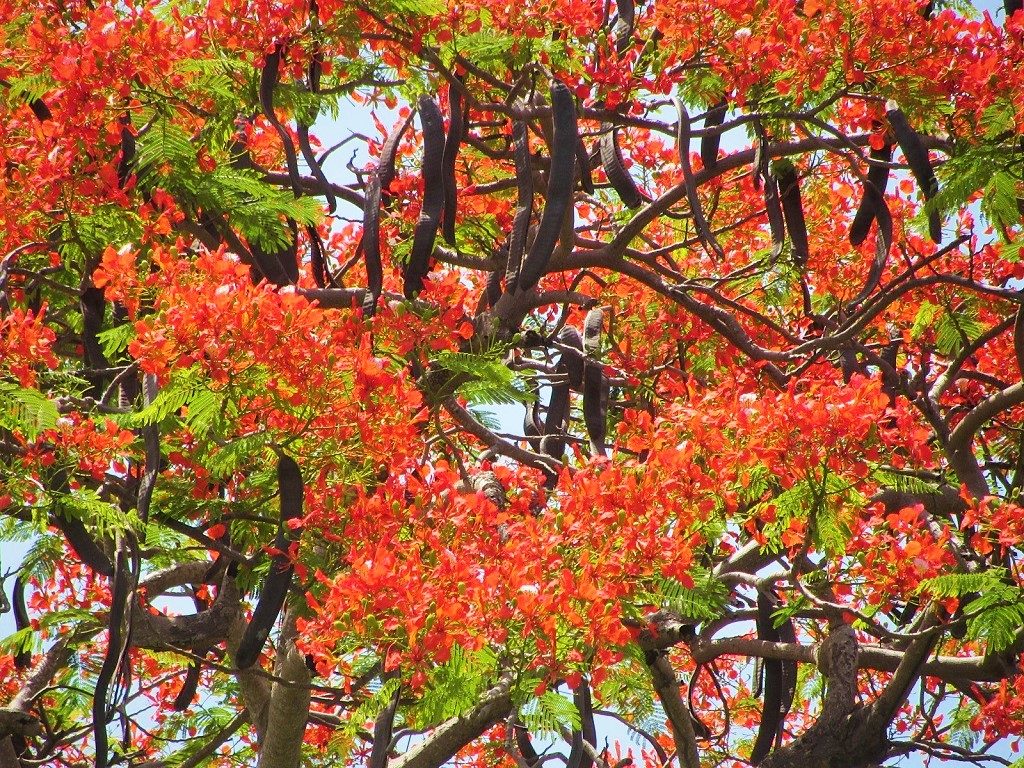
389, 673, 513, 768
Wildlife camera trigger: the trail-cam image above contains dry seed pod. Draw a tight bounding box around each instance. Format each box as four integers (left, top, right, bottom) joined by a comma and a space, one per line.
519, 80, 577, 291
363, 113, 414, 315
886, 104, 941, 244
556, 325, 585, 389
600, 124, 644, 209
506, 116, 534, 294
849, 142, 893, 247
441, 77, 466, 245
404, 96, 446, 299
567, 681, 596, 768
700, 98, 727, 170
773, 162, 809, 269
235, 454, 304, 670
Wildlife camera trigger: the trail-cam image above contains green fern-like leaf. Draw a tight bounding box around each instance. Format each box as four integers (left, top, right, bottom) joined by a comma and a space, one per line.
520, 690, 582, 737
0, 382, 58, 439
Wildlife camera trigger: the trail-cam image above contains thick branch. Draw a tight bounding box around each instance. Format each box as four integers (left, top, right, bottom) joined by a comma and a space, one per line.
256, 613, 310, 768
389, 673, 513, 768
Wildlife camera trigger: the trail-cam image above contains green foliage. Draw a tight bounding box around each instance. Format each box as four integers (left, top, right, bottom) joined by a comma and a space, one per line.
920, 570, 1024, 652
325, 676, 400, 760
637, 567, 730, 622
133, 118, 321, 251
413, 645, 499, 727
870, 468, 942, 497
434, 351, 532, 408
97, 323, 135, 360
0, 382, 58, 439
520, 689, 582, 737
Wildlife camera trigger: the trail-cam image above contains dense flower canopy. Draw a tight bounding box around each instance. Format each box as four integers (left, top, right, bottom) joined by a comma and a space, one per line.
3, 0, 1024, 766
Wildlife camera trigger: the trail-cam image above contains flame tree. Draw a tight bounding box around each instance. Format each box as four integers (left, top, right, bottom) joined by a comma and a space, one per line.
3, 0, 1024, 766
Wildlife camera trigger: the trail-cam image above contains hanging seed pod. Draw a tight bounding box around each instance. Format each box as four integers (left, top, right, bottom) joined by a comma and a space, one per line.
116, 115, 135, 189
583, 305, 604, 356
404, 96, 446, 299
12, 576, 30, 669
235, 454, 304, 670
518, 80, 577, 292
886, 104, 941, 243
750, 589, 793, 764
556, 325, 585, 389
849, 142, 893, 247
173, 664, 201, 711
506, 115, 534, 294
441, 76, 466, 245
600, 124, 645, 209
612, 0, 636, 55
363, 113, 415, 315
773, 161, 809, 269
675, 98, 724, 259
576, 135, 594, 194
700, 98, 727, 170
582, 360, 608, 458
259, 44, 302, 197
567, 682, 596, 768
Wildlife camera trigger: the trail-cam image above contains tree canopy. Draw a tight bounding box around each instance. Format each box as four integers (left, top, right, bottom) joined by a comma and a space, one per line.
3, 0, 1024, 766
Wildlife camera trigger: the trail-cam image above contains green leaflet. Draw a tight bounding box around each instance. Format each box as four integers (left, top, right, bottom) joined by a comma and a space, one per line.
647, 570, 729, 623
434, 350, 532, 407
920, 570, 1024, 652
0, 382, 58, 440
520, 689, 582, 738
411, 645, 499, 727
97, 323, 135, 360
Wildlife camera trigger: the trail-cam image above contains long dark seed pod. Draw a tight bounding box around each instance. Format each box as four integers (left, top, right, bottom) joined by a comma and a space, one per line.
379, 112, 415, 194
307, 224, 328, 288
506, 116, 534, 294
567, 682, 596, 768
368, 681, 401, 768
556, 325, 585, 389
886, 104, 941, 243
524, 403, 543, 451
774, 162, 809, 269
518, 80, 577, 292
1014, 303, 1024, 379
441, 78, 466, 245
80, 280, 109, 397
583, 360, 608, 458
116, 115, 135, 189
363, 114, 415, 315
583, 306, 604, 356
250, 218, 300, 286
483, 250, 504, 309
852, 196, 893, 306
542, 363, 571, 467
849, 143, 893, 246
599, 124, 644, 209
700, 98, 727, 170
775, 598, 797, 729
1007, 0, 1023, 20
54, 512, 114, 578
235, 454, 304, 670
612, 0, 635, 54
514, 719, 541, 766
675, 99, 724, 259
173, 663, 201, 711
12, 576, 31, 669
764, 172, 786, 260
296, 11, 336, 215
259, 44, 303, 197
750, 589, 785, 764
404, 96, 446, 299
93, 545, 129, 768
576, 136, 594, 194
